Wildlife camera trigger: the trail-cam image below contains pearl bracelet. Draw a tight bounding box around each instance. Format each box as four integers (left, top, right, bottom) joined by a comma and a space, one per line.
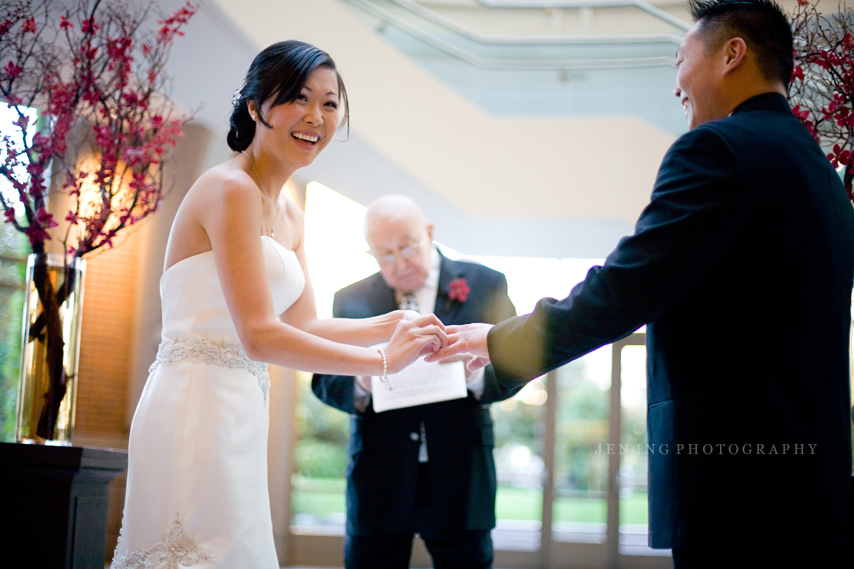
377, 347, 392, 391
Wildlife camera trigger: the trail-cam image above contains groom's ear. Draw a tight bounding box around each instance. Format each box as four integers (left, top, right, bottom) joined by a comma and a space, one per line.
722, 37, 748, 75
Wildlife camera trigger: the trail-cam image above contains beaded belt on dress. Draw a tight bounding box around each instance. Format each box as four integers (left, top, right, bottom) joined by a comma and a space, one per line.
150, 338, 271, 402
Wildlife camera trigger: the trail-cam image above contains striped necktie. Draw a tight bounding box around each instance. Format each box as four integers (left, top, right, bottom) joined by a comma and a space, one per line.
399, 292, 419, 312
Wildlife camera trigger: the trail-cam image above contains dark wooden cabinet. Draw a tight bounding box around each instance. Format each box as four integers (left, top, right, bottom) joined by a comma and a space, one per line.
0, 442, 127, 568
848, 475, 854, 561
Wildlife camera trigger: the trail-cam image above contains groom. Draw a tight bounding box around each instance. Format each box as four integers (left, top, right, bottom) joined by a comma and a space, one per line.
312, 195, 523, 569
431, 1, 854, 567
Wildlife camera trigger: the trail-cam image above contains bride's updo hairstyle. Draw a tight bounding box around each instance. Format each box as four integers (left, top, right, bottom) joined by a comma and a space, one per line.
227, 40, 349, 152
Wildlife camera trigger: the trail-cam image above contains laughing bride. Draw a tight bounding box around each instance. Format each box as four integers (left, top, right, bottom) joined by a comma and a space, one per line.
111, 40, 447, 569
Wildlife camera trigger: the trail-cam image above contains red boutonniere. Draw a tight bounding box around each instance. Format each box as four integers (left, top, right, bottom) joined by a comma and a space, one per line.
447, 277, 470, 310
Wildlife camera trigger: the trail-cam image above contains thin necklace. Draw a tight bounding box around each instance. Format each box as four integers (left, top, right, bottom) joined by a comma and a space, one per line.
241, 150, 281, 238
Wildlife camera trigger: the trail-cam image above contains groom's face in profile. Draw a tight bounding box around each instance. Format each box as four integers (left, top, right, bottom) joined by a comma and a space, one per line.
366, 213, 434, 293
675, 23, 728, 130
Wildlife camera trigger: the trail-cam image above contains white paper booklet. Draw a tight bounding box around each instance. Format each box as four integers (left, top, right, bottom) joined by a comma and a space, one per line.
371, 356, 468, 413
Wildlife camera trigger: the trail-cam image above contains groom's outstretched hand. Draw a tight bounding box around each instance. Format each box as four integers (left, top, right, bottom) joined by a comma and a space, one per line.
424, 323, 493, 371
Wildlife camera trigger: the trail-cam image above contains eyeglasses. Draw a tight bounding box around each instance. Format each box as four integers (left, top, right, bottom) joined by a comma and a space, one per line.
368, 240, 423, 265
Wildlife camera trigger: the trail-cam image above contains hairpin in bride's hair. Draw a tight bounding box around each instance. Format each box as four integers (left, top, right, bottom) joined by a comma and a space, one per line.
232, 79, 247, 108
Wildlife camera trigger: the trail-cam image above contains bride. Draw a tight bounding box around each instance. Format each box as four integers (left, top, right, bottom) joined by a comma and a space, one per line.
111, 41, 446, 568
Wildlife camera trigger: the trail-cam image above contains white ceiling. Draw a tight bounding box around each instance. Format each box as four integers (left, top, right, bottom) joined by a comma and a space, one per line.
343, 0, 691, 135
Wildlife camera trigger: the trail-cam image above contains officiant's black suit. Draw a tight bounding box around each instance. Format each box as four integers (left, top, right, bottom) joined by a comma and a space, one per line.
312, 254, 521, 567
488, 93, 854, 555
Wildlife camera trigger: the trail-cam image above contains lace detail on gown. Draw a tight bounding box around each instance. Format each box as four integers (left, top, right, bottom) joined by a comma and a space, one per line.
111, 514, 215, 569
150, 337, 270, 401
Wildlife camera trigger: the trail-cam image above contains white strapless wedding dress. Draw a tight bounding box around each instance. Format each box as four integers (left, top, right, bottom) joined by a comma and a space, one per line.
111, 236, 305, 569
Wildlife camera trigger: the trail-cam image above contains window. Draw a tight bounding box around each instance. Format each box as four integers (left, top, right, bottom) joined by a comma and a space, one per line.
291, 183, 373, 533
0, 103, 37, 442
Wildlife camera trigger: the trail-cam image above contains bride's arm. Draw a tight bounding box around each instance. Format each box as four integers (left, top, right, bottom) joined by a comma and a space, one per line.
278, 208, 406, 346
202, 178, 442, 374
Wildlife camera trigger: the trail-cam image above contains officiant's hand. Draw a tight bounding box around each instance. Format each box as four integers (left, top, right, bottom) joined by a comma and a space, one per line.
424, 323, 492, 371
385, 313, 447, 373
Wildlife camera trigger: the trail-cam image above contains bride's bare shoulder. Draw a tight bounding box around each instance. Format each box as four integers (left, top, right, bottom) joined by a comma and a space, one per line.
187, 160, 257, 203
174, 159, 263, 239
282, 194, 304, 227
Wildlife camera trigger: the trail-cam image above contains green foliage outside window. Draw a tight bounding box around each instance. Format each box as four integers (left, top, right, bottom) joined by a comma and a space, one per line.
292, 371, 350, 525
0, 222, 28, 442
556, 359, 610, 494
294, 371, 350, 479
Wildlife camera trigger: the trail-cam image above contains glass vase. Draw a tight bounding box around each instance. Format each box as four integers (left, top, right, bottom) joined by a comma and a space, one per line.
15, 253, 86, 445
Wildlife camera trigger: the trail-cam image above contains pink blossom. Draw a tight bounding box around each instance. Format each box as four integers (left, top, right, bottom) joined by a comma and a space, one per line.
80, 17, 98, 35
82, 88, 100, 105
31, 132, 50, 152
59, 15, 73, 30
4, 61, 23, 78
26, 162, 43, 177
122, 91, 139, 105
156, 2, 198, 44
81, 43, 97, 60
36, 210, 57, 230
24, 208, 58, 244
21, 18, 37, 34
93, 125, 113, 147
791, 105, 809, 121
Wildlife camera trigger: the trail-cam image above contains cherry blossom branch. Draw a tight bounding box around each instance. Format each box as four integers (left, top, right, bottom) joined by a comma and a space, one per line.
0, 0, 196, 257
790, 0, 854, 199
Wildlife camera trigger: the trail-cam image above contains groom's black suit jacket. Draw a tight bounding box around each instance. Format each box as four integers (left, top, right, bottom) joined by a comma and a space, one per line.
312, 254, 522, 536
488, 93, 854, 550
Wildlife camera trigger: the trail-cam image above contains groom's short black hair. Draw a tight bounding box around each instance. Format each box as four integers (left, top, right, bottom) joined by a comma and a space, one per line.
688, 0, 793, 88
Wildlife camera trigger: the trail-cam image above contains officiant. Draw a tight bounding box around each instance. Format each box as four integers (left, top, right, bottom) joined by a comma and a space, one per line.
312, 195, 524, 569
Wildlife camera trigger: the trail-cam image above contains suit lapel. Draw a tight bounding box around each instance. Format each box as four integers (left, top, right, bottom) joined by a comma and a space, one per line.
369, 273, 397, 315
436, 256, 465, 325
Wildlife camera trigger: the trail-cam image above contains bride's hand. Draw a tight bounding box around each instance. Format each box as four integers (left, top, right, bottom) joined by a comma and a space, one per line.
399, 309, 421, 321
384, 314, 447, 374
389, 309, 420, 322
